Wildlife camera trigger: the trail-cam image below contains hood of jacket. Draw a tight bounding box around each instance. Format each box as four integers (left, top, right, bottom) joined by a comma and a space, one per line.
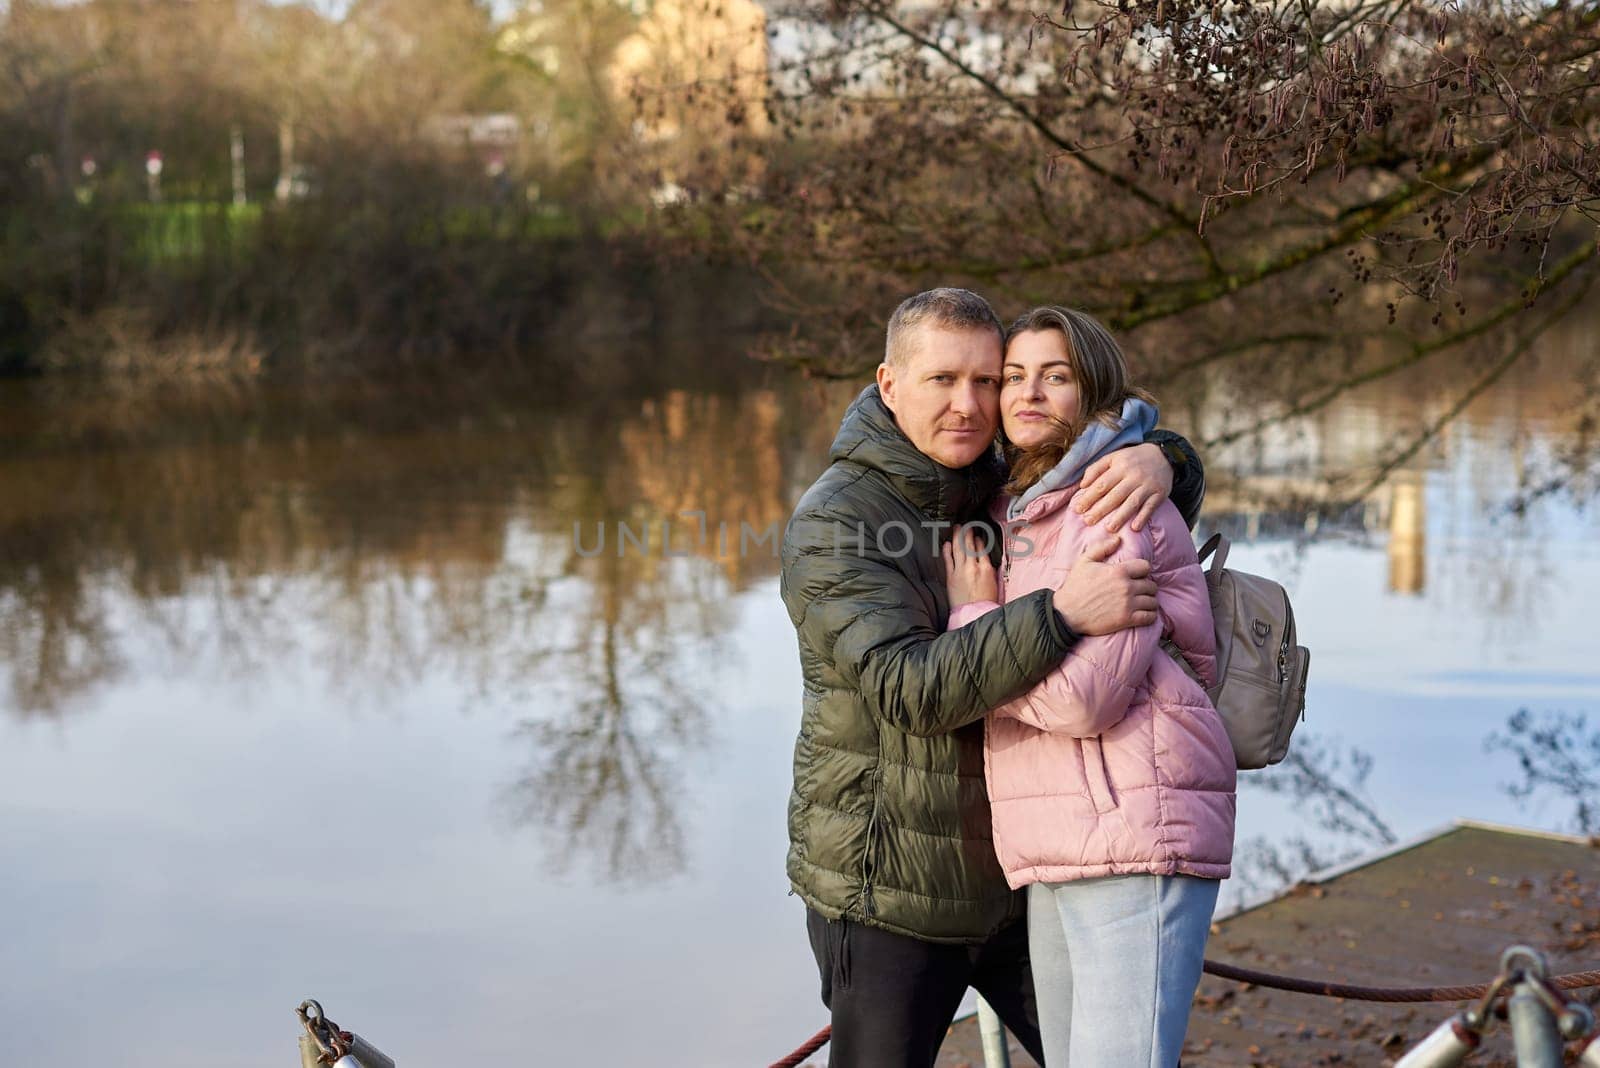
1007, 397, 1159, 522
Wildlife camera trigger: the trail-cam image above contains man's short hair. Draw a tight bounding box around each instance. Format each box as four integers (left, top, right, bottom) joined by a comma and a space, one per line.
884, 288, 1004, 367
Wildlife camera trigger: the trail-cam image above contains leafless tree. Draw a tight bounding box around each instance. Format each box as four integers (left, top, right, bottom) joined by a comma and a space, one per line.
652, 0, 1600, 494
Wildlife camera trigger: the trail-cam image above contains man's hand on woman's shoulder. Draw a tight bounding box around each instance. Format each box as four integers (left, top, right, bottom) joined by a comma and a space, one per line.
1074, 443, 1174, 534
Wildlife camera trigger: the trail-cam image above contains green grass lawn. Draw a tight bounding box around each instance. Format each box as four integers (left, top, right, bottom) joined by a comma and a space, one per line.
116, 200, 614, 262
121, 201, 265, 263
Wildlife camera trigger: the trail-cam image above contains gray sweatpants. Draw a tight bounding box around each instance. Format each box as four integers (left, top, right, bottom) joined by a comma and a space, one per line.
1027, 874, 1220, 1067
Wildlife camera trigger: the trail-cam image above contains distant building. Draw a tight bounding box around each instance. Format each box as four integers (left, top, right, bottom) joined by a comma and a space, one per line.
422, 112, 523, 180
423, 113, 521, 149
609, 0, 772, 142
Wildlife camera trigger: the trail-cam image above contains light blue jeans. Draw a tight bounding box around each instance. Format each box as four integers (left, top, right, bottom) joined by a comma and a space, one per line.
1028, 874, 1220, 1067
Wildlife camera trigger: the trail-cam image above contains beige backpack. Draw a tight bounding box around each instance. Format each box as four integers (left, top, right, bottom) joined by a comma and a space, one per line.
1165, 533, 1310, 770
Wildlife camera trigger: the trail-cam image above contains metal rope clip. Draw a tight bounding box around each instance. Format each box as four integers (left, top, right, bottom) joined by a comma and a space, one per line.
1463, 969, 1511, 1031
297, 1000, 340, 1058
295, 999, 395, 1068
1396, 955, 1520, 1068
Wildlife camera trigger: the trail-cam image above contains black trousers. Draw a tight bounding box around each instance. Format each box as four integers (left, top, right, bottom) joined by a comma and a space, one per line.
806, 907, 1044, 1068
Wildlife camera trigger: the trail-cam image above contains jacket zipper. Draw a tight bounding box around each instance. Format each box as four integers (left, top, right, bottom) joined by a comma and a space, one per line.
860, 769, 883, 918
861, 799, 880, 917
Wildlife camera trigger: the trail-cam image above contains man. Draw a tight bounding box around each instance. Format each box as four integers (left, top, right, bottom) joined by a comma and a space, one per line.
779, 288, 1204, 1066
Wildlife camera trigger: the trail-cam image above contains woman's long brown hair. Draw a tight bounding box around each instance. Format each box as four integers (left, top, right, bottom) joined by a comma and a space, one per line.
1003, 306, 1156, 495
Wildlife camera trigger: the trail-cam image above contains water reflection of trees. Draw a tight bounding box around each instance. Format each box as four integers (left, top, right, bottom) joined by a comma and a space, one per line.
4, 327, 1598, 878
491, 387, 803, 878
0, 556, 123, 719
1488, 710, 1600, 837
0, 370, 803, 879
501, 548, 714, 881
1231, 735, 1398, 902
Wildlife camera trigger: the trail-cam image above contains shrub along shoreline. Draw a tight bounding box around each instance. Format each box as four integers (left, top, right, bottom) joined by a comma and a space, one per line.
1, 199, 759, 377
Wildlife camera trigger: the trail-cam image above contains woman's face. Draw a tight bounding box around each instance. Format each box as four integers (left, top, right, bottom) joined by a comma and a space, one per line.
1002, 329, 1081, 448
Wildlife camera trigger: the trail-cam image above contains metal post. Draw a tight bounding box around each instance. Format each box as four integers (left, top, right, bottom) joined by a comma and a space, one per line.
1507, 977, 1565, 1067
1496, 945, 1564, 1068
299, 1033, 322, 1068
976, 994, 1012, 1068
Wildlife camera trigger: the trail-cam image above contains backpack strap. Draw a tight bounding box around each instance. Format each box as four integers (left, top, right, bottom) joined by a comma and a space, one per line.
1160, 636, 1205, 686
1198, 532, 1230, 575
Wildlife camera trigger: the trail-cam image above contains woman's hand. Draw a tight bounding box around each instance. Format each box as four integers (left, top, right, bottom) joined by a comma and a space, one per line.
1075, 443, 1174, 533
942, 526, 998, 606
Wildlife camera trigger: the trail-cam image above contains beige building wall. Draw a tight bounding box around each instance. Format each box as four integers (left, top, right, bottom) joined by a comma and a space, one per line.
611, 0, 771, 142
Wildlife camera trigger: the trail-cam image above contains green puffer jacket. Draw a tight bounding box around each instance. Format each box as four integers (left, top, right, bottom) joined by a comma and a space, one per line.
780, 385, 1204, 944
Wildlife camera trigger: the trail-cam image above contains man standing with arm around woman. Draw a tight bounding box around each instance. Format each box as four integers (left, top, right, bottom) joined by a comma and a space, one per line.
945, 305, 1237, 1067
779, 288, 1208, 1067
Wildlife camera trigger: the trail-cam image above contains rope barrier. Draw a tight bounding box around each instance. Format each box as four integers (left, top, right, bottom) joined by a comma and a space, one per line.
1199, 960, 1600, 1003
767, 1026, 831, 1068
765, 963, 1600, 1065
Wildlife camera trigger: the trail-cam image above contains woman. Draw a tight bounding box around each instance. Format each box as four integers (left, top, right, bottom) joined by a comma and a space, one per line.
942, 306, 1236, 1067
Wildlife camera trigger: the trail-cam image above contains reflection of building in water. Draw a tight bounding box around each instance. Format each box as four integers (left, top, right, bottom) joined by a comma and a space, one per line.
1387, 470, 1426, 594
1200, 469, 1433, 598
617, 388, 793, 588
1199, 473, 1386, 545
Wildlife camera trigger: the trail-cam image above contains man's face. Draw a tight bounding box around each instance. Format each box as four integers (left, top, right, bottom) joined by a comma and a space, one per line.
876, 325, 1002, 469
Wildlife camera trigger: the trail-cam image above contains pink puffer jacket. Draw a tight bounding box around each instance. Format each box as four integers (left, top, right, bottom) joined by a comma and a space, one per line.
948, 486, 1236, 888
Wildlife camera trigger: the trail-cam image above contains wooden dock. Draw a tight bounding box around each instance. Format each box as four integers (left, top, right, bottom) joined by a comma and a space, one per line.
922, 821, 1600, 1068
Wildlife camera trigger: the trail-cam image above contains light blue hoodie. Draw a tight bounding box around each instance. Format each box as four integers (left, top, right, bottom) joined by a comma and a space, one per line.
1006, 397, 1159, 522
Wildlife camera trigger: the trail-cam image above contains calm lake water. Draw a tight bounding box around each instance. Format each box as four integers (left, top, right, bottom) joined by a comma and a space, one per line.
2, 320, 1598, 1066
